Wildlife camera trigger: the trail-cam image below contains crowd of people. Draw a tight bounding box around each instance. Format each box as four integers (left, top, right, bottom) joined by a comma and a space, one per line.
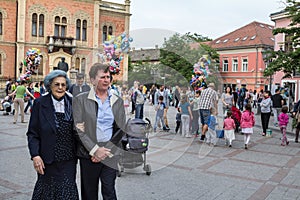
1, 67, 300, 199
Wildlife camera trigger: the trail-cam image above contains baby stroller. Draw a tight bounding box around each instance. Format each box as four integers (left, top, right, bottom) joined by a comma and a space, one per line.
231, 106, 241, 133
118, 118, 152, 176
1, 96, 12, 115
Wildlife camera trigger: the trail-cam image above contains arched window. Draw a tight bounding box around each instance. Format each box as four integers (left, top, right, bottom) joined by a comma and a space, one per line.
82, 20, 87, 41
61, 17, 67, 37
32, 13, 37, 36
39, 14, 44, 36
81, 58, 86, 74
54, 16, 60, 36
108, 26, 113, 35
76, 19, 81, 40
38, 55, 43, 75
54, 16, 67, 37
103, 25, 107, 42
75, 57, 80, 71
0, 12, 2, 35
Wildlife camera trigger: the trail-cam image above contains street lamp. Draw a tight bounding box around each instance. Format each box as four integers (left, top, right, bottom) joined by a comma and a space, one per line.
161, 76, 165, 86
262, 48, 273, 92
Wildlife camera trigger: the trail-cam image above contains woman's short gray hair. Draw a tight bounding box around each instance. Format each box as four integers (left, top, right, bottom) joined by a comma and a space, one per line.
44, 70, 71, 92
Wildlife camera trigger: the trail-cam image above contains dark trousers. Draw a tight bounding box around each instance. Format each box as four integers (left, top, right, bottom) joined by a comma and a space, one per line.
175, 97, 179, 108
131, 100, 135, 114
238, 98, 244, 111
24, 99, 33, 113
191, 110, 199, 134
175, 121, 181, 133
261, 112, 271, 133
79, 158, 117, 200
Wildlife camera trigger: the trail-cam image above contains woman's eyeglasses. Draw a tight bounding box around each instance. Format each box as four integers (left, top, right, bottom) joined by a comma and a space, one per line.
53, 83, 67, 88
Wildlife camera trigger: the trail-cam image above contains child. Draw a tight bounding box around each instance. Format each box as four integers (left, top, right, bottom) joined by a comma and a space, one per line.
153, 96, 170, 132
206, 107, 217, 146
175, 108, 181, 134
179, 95, 193, 137
191, 90, 201, 136
122, 90, 130, 115
278, 106, 289, 146
240, 103, 255, 149
223, 111, 236, 147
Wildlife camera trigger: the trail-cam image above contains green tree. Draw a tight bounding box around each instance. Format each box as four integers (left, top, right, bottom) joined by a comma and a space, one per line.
264, 0, 300, 78
185, 32, 212, 42
159, 33, 219, 88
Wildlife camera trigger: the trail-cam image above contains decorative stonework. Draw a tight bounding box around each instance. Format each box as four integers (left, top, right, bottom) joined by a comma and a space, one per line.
0, 8, 8, 41
51, 7, 71, 24
73, 10, 91, 26
0, 50, 7, 60
0, 8, 8, 18
28, 4, 48, 17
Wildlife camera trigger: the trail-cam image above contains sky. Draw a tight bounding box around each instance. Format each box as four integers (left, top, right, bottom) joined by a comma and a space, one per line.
110, 0, 285, 49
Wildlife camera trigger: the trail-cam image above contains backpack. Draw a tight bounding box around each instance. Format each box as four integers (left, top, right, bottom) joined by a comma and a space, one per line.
239, 88, 245, 98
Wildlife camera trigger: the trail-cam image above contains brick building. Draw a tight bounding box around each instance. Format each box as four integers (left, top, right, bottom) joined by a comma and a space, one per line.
0, 0, 131, 85
209, 21, 275, 92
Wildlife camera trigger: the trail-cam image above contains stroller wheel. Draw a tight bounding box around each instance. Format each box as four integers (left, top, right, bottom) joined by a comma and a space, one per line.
117, 170, 122, 177
117, 164, 124, 177
144, 164, 151, 176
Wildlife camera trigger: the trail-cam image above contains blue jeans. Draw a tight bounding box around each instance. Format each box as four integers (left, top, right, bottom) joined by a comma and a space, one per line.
135, 104, 144, 119
154, 115, 165, 130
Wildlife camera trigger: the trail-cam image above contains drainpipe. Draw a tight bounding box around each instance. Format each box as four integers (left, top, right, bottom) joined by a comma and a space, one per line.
255, 46, 258, 89
14, 0, 18, 80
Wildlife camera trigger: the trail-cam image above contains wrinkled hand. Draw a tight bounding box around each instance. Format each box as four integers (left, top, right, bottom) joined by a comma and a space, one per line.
76, 122, 85, 132
32, 156, 45, 175
91, 147, 111, 163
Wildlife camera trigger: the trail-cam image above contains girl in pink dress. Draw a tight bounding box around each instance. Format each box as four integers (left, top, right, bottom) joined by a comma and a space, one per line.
223, 111, 236, 147
278, 106, 289, 146
240, 103, 255, 149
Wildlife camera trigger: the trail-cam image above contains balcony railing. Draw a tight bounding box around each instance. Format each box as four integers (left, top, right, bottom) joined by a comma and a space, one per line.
47, 36, 76, 54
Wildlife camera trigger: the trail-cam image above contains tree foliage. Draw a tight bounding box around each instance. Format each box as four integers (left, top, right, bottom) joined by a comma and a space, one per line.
264, 0, 300, 78
159, 33, 219, 87
127, 33, 219, 88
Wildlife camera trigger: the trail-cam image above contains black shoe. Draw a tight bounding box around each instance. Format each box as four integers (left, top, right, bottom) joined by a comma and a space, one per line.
295, 140, 299, 143
200, 135, 205, 141
163, 127, 170, 131
245, 144, 248, 149
229, 145, 232, 147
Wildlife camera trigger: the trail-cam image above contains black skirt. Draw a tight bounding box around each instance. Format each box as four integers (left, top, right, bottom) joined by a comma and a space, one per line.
32, 160, 79, 200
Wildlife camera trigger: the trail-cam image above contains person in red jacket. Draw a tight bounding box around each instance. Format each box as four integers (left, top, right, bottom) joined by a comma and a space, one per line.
240, 103, 255, 149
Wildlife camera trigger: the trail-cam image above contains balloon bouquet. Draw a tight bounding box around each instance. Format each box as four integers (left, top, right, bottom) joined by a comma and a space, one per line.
19, 48, 41, 82
97, 32, 133, 75
190, 55, 211, 91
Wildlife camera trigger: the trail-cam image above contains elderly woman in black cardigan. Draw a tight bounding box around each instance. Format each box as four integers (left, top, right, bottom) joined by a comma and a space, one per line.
26, 70, 79, 200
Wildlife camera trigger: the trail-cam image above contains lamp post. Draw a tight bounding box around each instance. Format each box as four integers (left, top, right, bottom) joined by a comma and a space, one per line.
262, 48, 273, 92
161, 76, 165, 86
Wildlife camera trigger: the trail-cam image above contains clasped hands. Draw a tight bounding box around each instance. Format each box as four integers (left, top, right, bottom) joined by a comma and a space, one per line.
91, 147, 113, 163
